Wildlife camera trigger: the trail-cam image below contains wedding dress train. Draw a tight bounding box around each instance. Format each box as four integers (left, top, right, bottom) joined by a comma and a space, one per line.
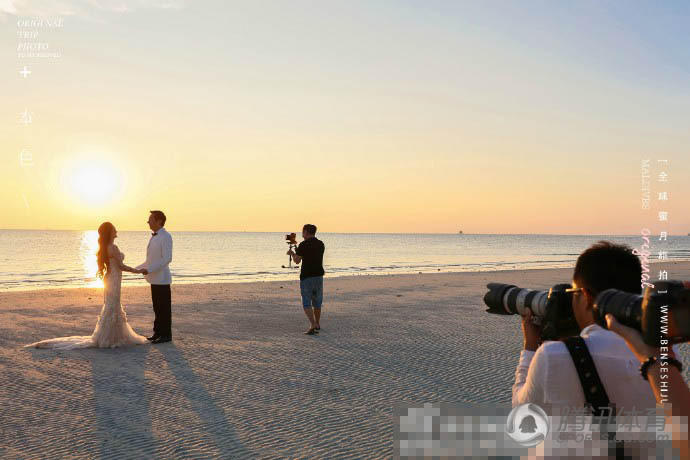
25, 249, 148, 349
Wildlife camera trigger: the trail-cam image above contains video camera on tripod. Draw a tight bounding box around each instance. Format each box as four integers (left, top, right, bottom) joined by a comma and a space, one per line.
282, 233, 299, 269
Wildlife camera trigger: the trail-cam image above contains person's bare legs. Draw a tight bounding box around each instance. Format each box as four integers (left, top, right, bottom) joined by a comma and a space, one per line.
313, 308, 321, 329
303, 307, 316, 331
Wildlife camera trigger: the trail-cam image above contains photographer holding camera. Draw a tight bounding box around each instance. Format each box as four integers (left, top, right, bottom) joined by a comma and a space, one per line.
287, 224, 325, 335
513, 241, 662, 413
606, 314, 690, 457
605, 314, 689, 414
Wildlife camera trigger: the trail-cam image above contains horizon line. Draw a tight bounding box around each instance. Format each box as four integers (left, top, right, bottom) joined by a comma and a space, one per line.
1, 228, 687, 237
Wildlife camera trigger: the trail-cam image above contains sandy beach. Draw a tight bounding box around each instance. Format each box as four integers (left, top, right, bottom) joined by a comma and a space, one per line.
2, 263, 690, 459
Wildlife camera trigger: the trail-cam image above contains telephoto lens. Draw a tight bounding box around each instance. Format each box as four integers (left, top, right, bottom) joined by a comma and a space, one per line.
483, 283, 579, 341
483, 283, 549, 317
594, 280, 690, 346
592, 289, 642, 330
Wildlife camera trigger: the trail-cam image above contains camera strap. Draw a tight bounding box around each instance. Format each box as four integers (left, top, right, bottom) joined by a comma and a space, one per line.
562, 336, 621, 452
563, 336, 612, 414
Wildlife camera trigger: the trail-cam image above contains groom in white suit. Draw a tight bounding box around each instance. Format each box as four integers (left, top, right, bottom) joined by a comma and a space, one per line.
137, 210, 173, 344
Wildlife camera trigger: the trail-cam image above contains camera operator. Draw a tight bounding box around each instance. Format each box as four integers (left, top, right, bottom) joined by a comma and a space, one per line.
513, 241, 661, 413
287, 224, 325, 335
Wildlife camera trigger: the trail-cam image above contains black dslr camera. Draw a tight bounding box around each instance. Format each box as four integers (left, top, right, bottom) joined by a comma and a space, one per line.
594, 280, 690, 346
483, 283, 580, 341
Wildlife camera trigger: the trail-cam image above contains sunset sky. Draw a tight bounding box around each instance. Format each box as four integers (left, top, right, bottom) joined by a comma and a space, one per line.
2, 1, 688, 234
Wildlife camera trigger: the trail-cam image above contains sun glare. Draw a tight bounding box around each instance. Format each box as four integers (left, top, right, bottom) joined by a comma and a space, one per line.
63, 159, 124, 207
80, 230, 103, 288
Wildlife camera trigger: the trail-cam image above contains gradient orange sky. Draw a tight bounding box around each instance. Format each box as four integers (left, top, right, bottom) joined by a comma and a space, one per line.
2, 1, 688, 234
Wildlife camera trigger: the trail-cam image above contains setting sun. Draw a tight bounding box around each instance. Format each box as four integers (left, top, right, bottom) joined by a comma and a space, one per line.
61, 159, 124, 207
2, 2, 690, 459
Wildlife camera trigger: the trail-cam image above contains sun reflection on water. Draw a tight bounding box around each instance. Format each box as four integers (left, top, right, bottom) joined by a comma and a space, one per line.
80, 230, 103, 288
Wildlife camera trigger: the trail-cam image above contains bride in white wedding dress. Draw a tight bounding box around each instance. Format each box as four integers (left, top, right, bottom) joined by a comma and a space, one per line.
25, 222, 149, 349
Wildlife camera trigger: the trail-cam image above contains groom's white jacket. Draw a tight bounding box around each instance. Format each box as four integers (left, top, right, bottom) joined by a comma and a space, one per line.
136, 227, 173, 285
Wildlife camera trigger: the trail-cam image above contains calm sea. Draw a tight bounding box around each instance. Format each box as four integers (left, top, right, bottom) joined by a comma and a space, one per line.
1, 230, 688, 291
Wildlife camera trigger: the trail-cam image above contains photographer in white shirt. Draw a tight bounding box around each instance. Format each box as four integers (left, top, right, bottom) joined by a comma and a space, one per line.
513, 241, 662, 413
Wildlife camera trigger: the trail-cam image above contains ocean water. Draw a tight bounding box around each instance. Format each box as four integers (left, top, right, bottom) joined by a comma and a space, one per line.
1, 230, 688, 291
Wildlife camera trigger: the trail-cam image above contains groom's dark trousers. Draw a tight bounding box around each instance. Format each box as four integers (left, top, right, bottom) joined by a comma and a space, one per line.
151, 284, 172, 338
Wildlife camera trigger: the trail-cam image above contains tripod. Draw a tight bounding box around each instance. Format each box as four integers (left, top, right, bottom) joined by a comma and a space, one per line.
283, 242, 299, 268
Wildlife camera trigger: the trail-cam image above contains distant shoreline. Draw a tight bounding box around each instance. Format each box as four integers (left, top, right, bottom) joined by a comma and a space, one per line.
2, 228, 690, 236
3, 258, 689, 294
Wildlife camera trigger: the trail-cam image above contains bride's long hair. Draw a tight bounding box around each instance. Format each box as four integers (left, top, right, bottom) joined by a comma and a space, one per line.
96, 222, 116, 279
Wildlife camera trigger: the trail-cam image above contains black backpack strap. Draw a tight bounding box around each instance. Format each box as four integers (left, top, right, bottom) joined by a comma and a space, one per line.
562, 336, 612, 415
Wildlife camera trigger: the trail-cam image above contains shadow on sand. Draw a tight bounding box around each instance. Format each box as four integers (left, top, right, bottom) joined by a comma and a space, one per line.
91, 345, 156, 459
26, 341, 251, 459
154, 343, 253, 459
